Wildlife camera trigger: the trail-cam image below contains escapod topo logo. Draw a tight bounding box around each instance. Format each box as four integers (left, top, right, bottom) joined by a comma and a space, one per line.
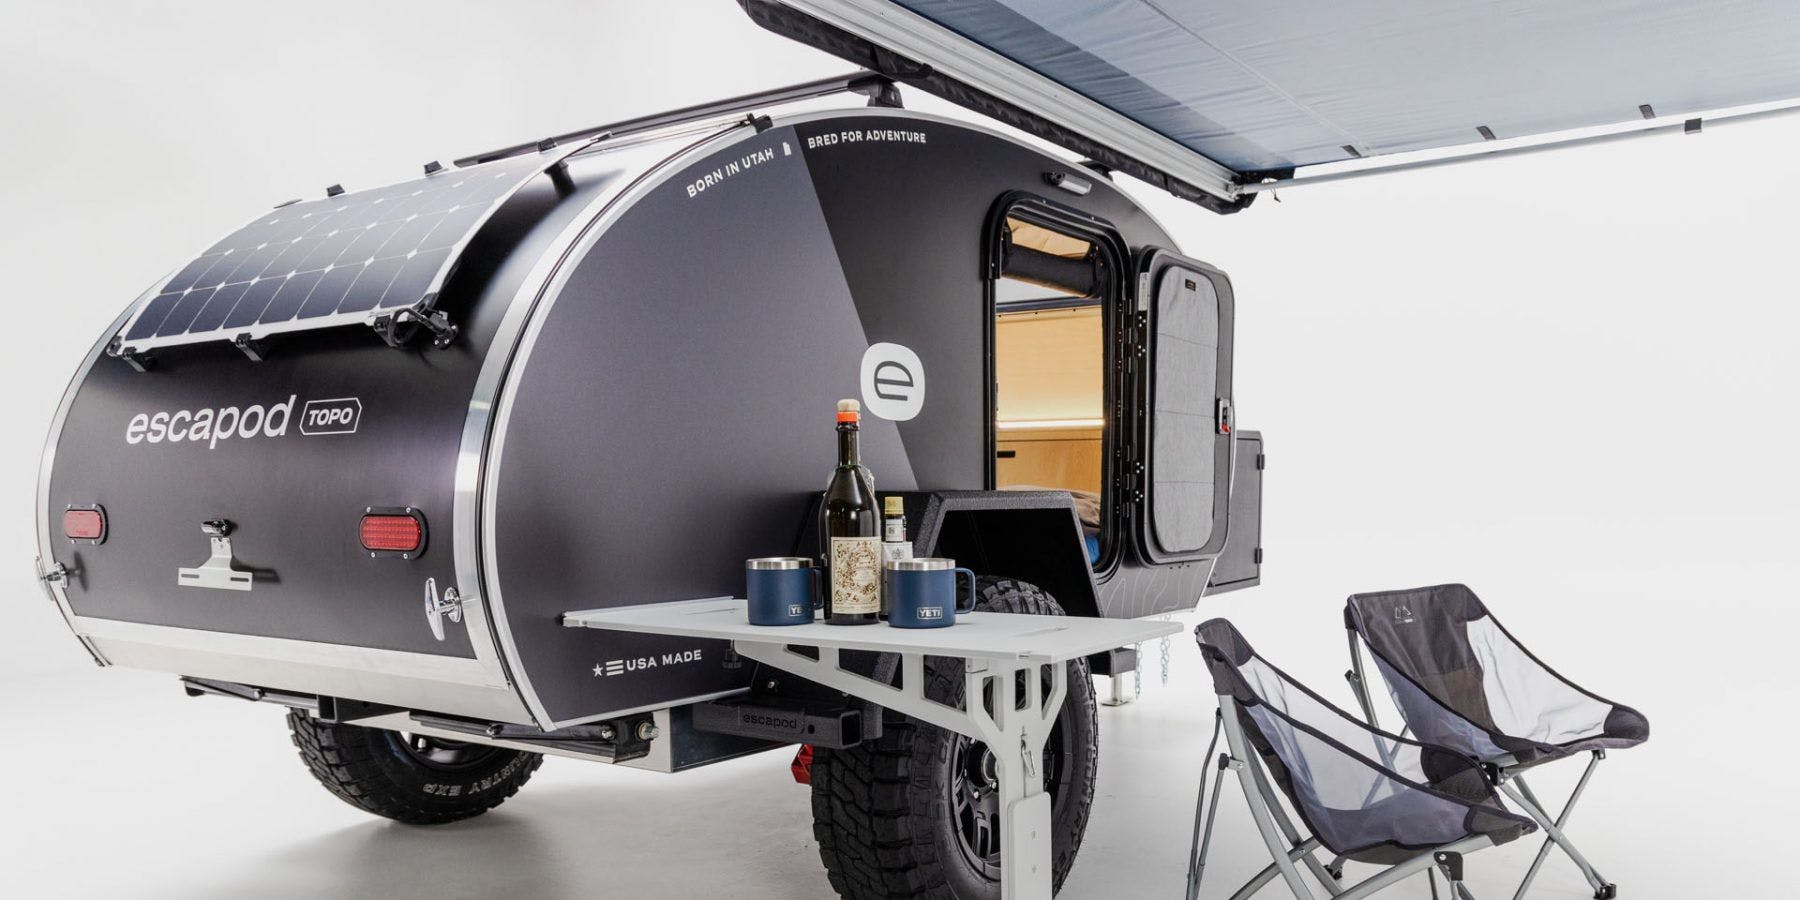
300, 398, 362, 435
125, 394, 364, 448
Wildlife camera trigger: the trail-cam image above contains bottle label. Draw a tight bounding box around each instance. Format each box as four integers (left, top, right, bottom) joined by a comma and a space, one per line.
883, 519, 906, 542
829, 537, 882, 615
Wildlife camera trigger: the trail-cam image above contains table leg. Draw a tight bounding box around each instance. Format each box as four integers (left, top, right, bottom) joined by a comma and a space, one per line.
966, 658, 1067, 900
731, 642, 1069, 900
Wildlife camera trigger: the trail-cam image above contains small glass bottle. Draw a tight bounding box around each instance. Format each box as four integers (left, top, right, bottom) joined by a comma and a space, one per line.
881, 495, 912, 566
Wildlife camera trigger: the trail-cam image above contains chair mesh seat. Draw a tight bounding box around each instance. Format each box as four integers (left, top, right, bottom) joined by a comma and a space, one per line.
1346, 584, 1650, 770
1196, 619, 1535, 865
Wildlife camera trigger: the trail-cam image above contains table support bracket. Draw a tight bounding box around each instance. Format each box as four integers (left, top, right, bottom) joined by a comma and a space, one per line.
735, 641, 1065, 899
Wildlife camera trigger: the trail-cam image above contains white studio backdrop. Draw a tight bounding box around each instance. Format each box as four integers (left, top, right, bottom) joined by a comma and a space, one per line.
1, 1, 1795, 897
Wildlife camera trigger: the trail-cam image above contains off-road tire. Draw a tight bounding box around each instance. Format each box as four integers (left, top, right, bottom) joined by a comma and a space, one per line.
287, 709, 543, 825
809, 577, 1099, 898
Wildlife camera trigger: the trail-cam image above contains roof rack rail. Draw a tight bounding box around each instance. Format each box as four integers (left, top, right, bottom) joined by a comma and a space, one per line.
455, 71, 895, 167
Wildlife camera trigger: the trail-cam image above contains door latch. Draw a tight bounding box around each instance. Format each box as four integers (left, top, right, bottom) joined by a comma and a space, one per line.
38, 559, 69, 585
1215, 397, 1233, 435
424, 577, 463, 641
177, 519, 254, 591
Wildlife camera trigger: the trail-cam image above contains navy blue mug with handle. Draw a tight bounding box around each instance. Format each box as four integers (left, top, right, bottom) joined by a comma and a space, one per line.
884, 558, 977, 628
746, 557, 818, 626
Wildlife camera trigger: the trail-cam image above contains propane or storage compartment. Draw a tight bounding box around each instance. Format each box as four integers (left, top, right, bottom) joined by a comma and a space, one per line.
39, 101, 1253, 732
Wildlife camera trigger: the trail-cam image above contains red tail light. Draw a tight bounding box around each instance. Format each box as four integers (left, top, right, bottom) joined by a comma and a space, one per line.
360, 510, 425, 555
63, 507, 106, 543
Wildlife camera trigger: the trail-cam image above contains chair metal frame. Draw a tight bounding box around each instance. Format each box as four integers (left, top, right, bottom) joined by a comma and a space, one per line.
1185, 701, 1497, 900
1345, 631, 1618, 900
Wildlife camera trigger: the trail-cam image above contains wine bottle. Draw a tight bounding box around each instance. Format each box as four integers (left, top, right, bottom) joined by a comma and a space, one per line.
822, 398, 881, 625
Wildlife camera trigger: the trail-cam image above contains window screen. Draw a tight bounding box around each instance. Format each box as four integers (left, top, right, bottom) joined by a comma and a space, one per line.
1149, 267, 1218, 554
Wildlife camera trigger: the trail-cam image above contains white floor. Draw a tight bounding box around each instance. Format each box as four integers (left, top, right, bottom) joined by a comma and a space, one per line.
4, 547, 1787, 899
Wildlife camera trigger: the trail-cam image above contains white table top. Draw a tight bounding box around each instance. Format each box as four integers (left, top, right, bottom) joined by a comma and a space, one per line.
562, 597, 1181, 664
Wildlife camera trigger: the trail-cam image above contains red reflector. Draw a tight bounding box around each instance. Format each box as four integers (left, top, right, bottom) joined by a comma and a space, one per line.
63, 508, 105, 541
791, 745, 814, 785
360, 514, 423, 553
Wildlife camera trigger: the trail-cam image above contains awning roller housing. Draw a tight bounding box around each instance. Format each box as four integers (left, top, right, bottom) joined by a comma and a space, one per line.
748, 0, 1800, 209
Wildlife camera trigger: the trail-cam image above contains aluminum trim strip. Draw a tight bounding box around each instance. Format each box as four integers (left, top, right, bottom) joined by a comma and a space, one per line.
34, 281, 162, 666
75, 615, 503, 685
458, 131, 744, 729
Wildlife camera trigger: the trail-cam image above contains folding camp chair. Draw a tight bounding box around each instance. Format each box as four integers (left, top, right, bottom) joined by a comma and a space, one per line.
1188, 618, 1536, 900
1344, 585, 1650, 900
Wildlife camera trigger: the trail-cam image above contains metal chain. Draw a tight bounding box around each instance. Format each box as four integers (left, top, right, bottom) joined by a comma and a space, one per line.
1160, 634, 1171, 685
1133, 642, 1142, 695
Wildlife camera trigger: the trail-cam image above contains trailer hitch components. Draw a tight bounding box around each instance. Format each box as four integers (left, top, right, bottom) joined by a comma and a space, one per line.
409, 712, 657, 763
693, 697, 866, 749
176, 519, 254, 592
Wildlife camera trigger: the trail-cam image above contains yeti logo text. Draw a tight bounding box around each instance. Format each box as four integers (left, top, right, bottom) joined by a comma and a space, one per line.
860, 342, 925, 421
300, 398, 362, 435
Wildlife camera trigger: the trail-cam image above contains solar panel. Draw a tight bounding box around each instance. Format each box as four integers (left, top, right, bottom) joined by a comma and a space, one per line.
112, 141, 589, 358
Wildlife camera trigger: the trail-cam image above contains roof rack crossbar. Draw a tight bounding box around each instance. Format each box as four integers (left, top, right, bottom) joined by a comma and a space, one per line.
454, 71, 894, 167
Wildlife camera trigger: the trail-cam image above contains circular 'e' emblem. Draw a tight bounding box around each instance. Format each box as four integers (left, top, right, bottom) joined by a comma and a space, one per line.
860, 342, 924, 421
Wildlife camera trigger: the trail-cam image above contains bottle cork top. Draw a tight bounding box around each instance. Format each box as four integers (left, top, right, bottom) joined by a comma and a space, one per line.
836, 398, 860, 423
884, 496, 904, 515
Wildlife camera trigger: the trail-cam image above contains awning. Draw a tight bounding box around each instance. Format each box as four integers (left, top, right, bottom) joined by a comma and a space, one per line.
744, 0, 1800, 210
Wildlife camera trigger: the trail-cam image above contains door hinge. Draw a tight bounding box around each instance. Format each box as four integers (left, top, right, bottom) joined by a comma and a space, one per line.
1253, 548, 1263, 565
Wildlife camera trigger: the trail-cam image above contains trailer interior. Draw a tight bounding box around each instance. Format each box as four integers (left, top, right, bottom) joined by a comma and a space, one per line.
994, 214, 1108, 562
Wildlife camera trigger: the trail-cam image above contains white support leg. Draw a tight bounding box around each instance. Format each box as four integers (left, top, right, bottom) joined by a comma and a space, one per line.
1102, 672, 1136, 706
733, 641, 1064, 900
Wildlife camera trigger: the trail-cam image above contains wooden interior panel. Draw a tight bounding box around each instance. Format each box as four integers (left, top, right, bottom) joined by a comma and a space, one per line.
994, 307, 1102, 422
1006, 217, 1093, 258
993, 288, 1104, 497
997, 427, 1103, 493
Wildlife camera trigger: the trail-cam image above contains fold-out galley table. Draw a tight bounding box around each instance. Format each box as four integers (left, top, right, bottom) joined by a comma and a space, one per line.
563, 596, 1180, 900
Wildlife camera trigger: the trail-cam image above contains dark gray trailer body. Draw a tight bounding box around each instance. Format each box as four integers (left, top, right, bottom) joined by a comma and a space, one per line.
38, 104, 1258, 733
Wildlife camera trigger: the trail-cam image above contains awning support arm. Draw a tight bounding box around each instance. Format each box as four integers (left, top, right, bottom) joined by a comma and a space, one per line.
1241, 102, 1800, 194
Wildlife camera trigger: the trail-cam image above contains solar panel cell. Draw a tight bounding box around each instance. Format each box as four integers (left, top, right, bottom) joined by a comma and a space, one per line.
221, 278, 284, 331
112, 142, 587, 357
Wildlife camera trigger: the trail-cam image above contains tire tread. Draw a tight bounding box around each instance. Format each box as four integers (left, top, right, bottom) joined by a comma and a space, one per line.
810, 578, 1098, 898
286, 710, 542, 826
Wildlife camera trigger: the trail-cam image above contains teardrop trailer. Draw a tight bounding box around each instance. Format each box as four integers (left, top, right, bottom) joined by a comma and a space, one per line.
43, 0, 1800, 895
36, 67, 1265, 897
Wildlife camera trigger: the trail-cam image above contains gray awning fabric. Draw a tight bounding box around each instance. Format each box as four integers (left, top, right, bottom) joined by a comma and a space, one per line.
778, 0, 1800, 187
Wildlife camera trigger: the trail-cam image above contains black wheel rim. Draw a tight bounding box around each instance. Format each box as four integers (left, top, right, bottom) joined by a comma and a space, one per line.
949, 668, 1071, 881
390, 732, 504, 772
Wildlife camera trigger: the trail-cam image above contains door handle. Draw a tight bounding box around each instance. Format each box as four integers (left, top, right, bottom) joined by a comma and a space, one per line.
423, 577, 463, 641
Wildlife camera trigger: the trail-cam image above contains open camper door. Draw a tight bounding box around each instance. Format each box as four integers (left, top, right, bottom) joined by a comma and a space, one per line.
1129, 250, 1232, 565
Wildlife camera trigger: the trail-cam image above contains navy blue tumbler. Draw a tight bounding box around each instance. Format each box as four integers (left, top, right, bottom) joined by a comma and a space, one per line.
883, 558, 977, 628
746, 557, 818, 625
